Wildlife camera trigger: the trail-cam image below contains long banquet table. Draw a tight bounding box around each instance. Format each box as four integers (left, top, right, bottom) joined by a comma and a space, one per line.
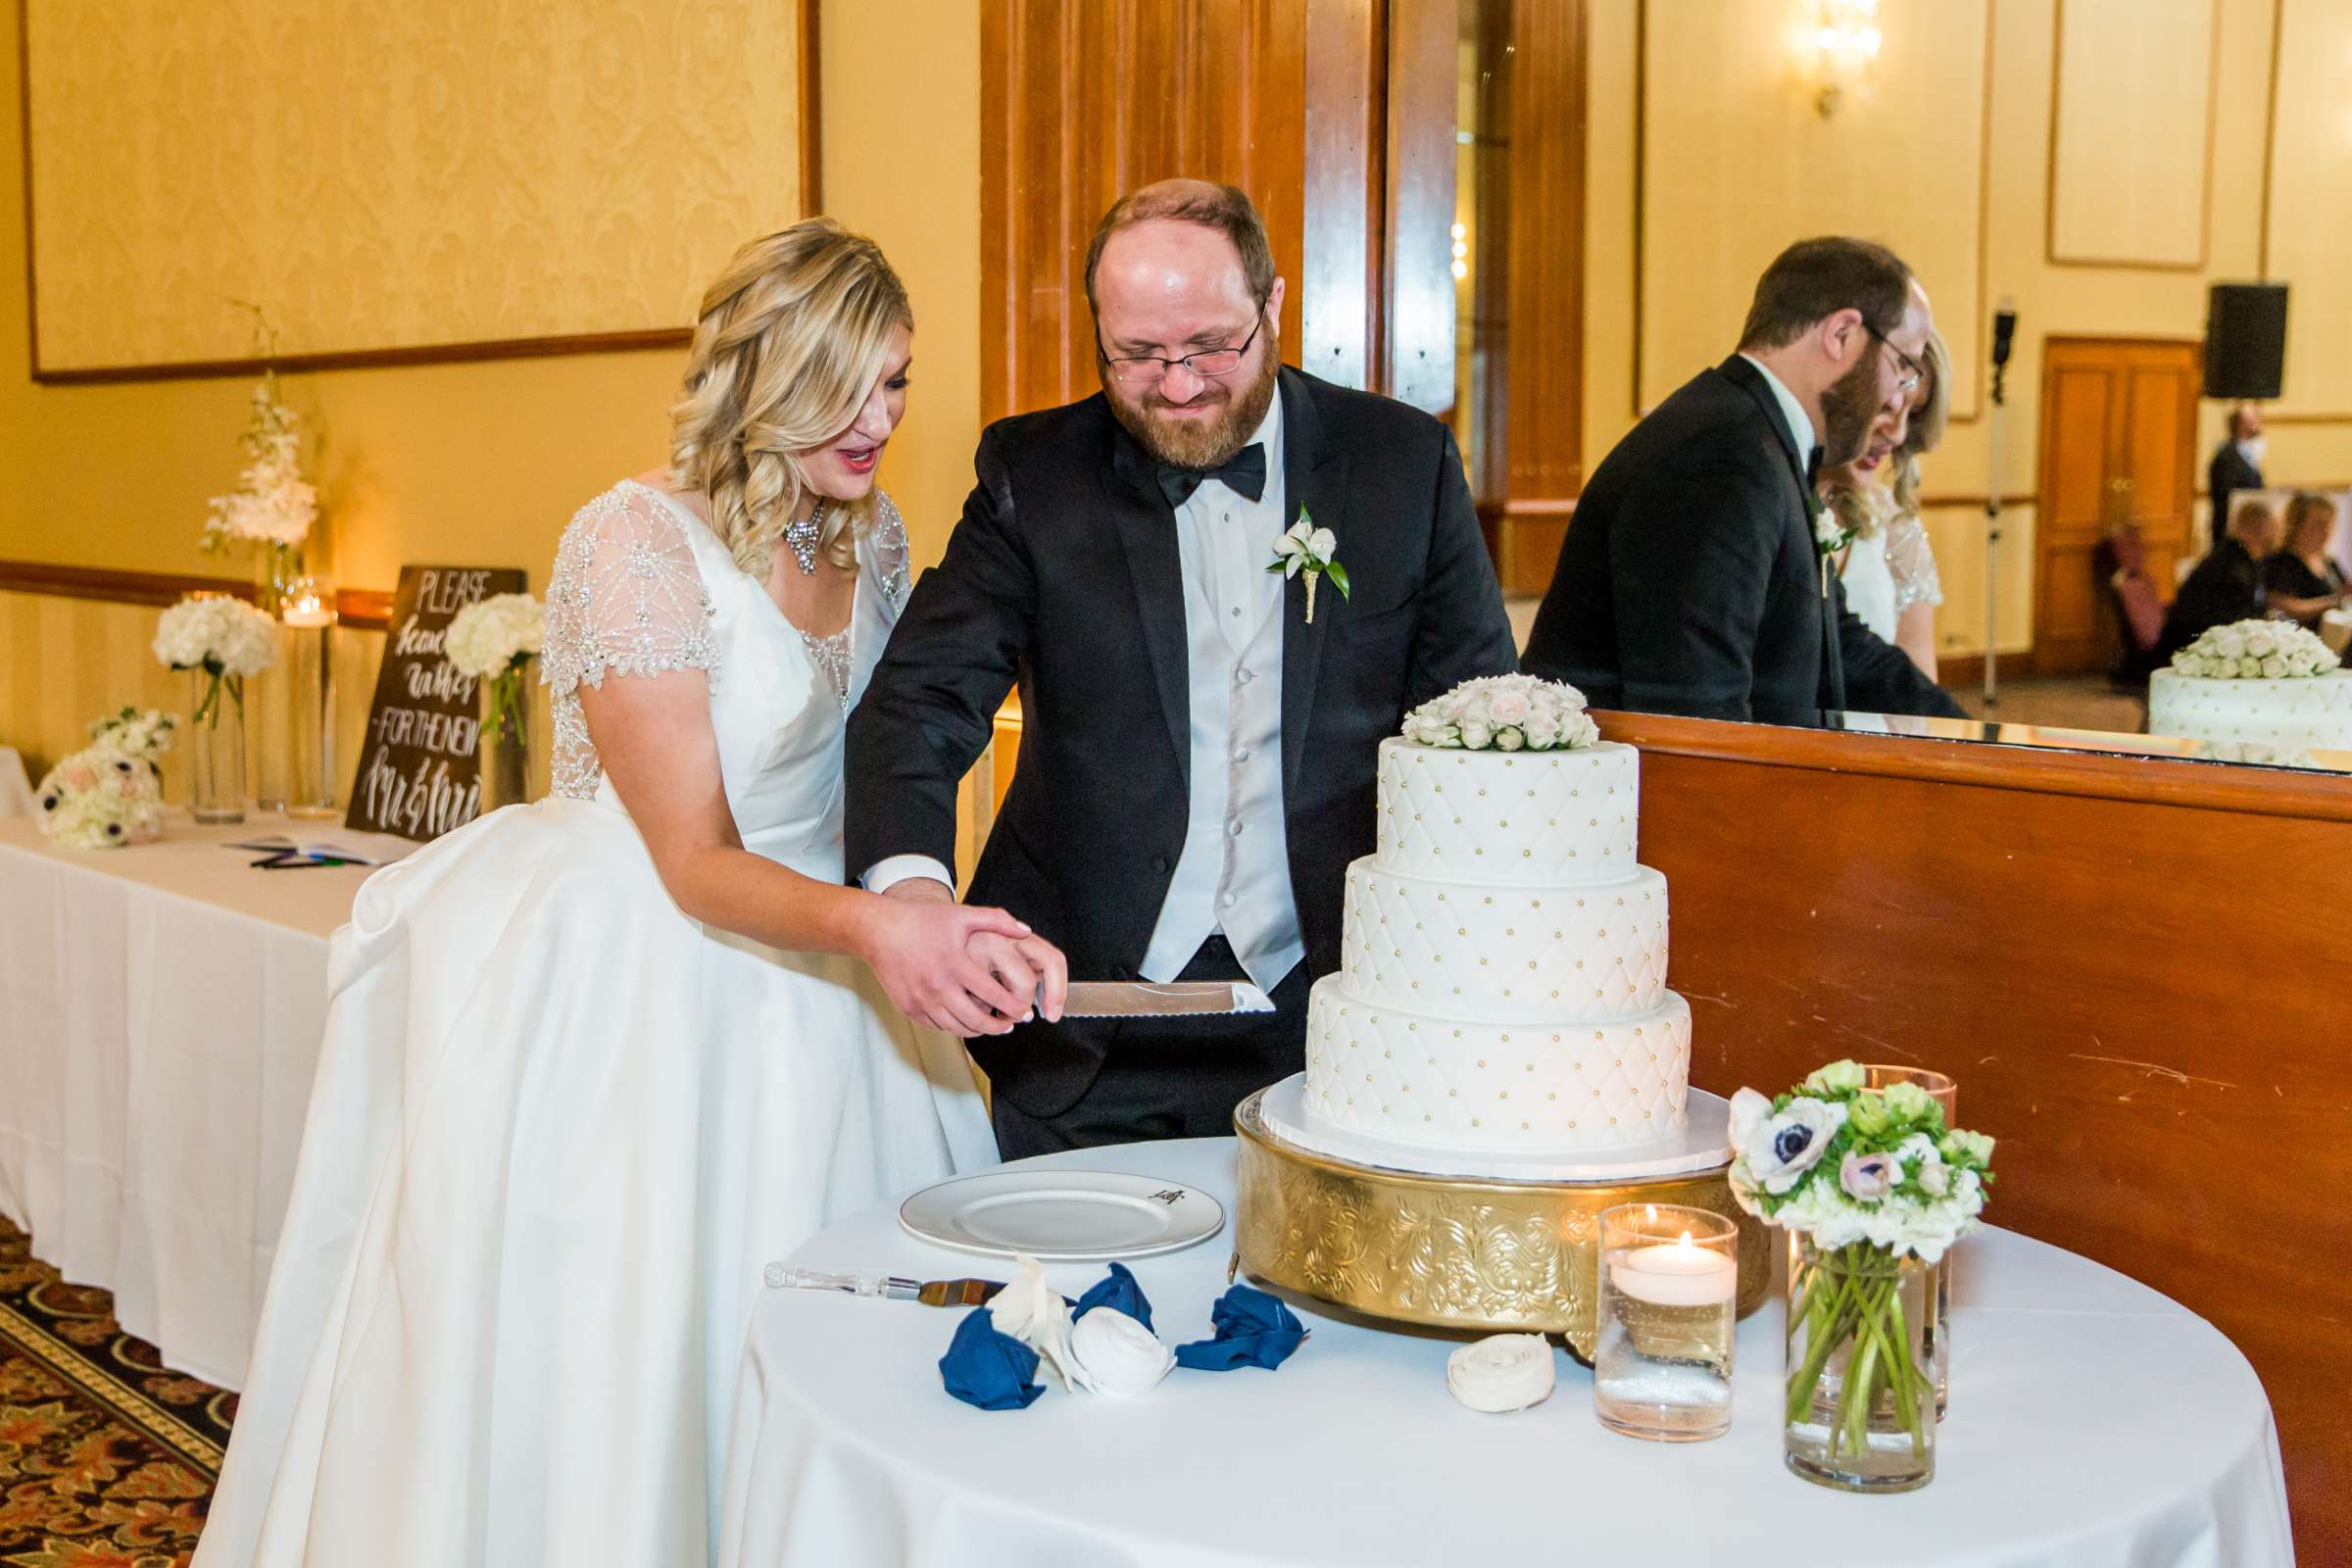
720, 1138, 2295, 1567
0, 747, 32, 818
0, 810, 410, 1387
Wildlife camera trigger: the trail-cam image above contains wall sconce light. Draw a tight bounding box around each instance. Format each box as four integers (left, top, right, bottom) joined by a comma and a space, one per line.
1811, 0, 1882, 118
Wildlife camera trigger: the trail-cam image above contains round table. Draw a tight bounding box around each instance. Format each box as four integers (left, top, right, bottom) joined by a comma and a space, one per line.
719, 1139, 2293, 1567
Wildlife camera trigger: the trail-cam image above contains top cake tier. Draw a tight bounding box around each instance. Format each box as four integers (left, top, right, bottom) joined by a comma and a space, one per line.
1373, 737, 1640, 886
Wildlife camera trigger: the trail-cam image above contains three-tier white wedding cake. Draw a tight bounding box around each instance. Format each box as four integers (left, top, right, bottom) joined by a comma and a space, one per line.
1301, 677, 1690, 1155
2146, 618, 2352, 758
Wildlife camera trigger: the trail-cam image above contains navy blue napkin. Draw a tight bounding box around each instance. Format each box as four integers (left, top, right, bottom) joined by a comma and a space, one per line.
1172, 1285, 1305, 1372
1072, 1262, 1154, 1334
938, 1306, 1045, 1410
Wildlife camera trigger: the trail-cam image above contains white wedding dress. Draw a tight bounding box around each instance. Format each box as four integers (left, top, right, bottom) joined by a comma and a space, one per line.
194, 479, 994, 1568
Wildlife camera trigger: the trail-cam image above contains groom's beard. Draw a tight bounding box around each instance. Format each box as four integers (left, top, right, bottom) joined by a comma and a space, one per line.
1104, 340, 1280, 472
1818, 351, 1881, 467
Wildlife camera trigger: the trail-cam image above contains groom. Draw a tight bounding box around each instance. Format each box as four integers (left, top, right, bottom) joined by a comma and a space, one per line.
847, 179, 1517, 1157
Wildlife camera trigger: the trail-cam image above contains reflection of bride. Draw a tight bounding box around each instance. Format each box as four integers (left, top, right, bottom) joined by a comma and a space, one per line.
194, 222, 1063, 1568
1823, 328, 1950, 682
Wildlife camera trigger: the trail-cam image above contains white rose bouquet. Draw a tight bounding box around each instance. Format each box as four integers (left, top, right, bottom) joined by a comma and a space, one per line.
445, 593, 546, 752
2172, 618, 2336, 679
88, 706, 178, 760
35, 745, 168, 850
1400, 673, 1600, 753
1729, 1059, 1995, 1472
153, 594, 277, 731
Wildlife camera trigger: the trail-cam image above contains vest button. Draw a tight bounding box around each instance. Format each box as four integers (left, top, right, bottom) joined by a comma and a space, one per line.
1150, 854, 1171, 874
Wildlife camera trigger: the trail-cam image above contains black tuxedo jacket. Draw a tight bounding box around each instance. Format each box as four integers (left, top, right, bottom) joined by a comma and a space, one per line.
2208, 442, 2263, 548
1520, 356, 1962, 723
845, 367, 1517, 1107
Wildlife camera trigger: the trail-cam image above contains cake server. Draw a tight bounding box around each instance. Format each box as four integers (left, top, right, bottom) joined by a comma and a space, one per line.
764, 1264, 1004, 1307
1056, 980, 1278, 1017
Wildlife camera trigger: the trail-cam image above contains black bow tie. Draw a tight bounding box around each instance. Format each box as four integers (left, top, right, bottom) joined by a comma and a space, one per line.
1157, 443, 1267, 508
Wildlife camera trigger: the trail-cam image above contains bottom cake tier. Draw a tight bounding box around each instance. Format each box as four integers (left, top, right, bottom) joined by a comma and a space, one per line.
2147, 667, 2352, 756
1303, 977, 1690, 1152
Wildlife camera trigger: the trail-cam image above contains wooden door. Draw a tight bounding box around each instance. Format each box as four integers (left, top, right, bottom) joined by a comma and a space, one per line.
2032, 338, 2200, 674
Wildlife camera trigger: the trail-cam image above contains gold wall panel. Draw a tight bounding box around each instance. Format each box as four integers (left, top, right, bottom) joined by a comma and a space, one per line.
1637, 0, 1988, 419
2263, 0, 2352, 419
2046, 0, 2219, 270
23, 0, 805, 376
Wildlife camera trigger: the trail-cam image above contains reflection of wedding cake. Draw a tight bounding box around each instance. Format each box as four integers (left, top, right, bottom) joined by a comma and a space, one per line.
2147, 619, 2352, 756
1301, 677, 1690, 1154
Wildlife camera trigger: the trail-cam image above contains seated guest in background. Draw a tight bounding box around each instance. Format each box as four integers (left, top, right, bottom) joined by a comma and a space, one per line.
1823, 327, 1951, 681
1522, 236, 1963, 722
2262, 491, 2346, 627
2155, 498, 2283, 663
2208, 403, 2265, 550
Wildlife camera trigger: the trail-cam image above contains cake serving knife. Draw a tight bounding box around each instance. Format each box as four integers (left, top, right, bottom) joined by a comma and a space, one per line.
764, 1265, 1004, 1307
1054, 980, 1278, 1017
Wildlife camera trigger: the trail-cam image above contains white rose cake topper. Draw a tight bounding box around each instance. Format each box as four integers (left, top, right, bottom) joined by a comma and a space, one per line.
1266, 507, 1347, 623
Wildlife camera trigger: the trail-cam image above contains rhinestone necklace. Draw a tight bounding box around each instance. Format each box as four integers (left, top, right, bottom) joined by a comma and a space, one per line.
782, 500, 830, 576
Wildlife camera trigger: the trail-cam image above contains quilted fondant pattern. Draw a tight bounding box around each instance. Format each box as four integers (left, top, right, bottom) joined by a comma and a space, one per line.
1374, 739, 1639, 886
2148, 669, 2352, 754
1340, 861, 1668, 1023
1303, 980, 1691, 1152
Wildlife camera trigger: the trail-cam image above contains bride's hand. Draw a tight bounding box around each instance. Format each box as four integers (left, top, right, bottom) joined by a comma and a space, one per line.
858, 893, 1043, 1037
965, 929, 1068, 1025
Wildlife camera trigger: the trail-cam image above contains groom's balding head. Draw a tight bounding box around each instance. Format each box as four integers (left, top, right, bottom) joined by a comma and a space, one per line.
1085, 179, 1277, 317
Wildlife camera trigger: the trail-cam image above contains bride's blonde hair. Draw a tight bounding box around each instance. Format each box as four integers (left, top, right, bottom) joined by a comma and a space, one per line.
669, 220, 913, 575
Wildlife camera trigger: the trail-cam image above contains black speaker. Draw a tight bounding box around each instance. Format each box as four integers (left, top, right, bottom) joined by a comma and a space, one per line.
2203, 283, 2288, 400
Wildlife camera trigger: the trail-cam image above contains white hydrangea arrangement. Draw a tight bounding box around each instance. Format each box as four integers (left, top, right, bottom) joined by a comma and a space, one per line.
1727, 1059, 1993, 1265
35, 710, 176, 850
153, 594, 278, 730
2171, 619, 2337, 680
203, 369, 317, 555
445, 593, 546, 751
1400, 673, 1599, 753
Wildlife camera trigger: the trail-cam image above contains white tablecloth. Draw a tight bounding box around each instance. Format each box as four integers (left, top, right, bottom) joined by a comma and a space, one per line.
0, 810, 412, 1388
0, 748, 33, 818
721, 1140, 2294, 1568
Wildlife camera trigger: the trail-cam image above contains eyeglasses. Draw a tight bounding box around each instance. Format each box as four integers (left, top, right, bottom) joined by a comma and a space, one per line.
1099, 315, 1265, 385
1862, 322, 1926, 398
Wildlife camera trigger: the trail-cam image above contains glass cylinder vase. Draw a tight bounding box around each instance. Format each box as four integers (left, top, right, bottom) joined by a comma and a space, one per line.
1784, 1236, 1936, 1493
280, 577, 340, 818
477, 664, 530, 813
251, 542, 302, 812
188, 668, 248, 824
1863, 1065, 1958, 1419
1593, 1204, 1739, 1442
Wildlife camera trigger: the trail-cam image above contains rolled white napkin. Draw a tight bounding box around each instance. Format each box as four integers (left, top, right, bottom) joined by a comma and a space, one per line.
1069, 1307, 1175, 1396
988, 1255, 1092, 1391
1446, 1333, 1556, 1412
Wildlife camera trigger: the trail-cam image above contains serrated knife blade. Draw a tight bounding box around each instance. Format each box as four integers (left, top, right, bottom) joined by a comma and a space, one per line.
1057, 980, 1278, 1017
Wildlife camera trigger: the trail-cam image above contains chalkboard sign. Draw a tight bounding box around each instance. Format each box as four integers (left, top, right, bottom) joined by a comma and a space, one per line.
347, 564, 527, 841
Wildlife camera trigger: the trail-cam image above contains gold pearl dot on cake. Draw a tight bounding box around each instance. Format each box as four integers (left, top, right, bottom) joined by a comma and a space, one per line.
1478, 1058, 1488, 1067
1449, 1089, 1458, 1097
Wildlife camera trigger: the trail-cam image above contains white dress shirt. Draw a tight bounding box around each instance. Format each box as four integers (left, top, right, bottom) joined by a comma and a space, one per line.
865, 396, 1305, 995
1739, 353, 1816, 466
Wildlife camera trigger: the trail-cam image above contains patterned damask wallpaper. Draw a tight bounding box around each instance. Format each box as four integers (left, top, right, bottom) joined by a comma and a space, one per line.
24, 0, 805, 373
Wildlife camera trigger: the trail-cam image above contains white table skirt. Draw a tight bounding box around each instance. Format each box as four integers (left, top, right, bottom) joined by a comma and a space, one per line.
0, 748, 33, 818
720, 1139, 2294, 1568
0, 810, 410, 1388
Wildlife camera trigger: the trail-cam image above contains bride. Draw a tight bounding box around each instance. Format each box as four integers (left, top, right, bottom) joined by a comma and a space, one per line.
194, 220, 1063, 1567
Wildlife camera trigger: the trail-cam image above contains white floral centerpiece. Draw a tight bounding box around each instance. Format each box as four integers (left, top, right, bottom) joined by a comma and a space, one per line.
1729, 1059, 1995, 1490
2170, 619, 2337, 680
154, 594, 278, 725
445, 593, 546, 809
1400, 673, 1600, 753
35, 709, 176, 850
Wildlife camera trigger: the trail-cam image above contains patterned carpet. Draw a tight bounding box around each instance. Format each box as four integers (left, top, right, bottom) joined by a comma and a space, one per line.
0, 1216, 225, 1568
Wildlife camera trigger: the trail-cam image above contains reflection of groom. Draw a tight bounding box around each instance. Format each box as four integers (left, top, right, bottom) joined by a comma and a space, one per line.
847, 180, 1516, 1157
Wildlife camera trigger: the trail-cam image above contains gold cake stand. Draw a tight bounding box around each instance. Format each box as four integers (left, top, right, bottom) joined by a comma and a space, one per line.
1233, 1088, 1771, 1359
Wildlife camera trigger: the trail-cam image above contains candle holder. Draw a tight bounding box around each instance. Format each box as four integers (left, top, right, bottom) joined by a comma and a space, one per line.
1593, 1203, 1738, 1442
279, 576, 340, 819
1862, 1065, 1956, 1419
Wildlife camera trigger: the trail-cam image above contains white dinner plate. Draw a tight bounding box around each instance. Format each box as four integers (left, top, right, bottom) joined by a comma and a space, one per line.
898, 1169, 1226, 1262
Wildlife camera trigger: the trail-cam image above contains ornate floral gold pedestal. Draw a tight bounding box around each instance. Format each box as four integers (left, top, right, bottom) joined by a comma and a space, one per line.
1233, 1089, 1770, 1359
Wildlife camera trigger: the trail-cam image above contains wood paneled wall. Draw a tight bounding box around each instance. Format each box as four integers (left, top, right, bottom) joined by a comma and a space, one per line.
979, 0, 1313, 420
2047, 0, 2219, 270
1607, 710, 2351, 1557
2264, 0, 2352, 422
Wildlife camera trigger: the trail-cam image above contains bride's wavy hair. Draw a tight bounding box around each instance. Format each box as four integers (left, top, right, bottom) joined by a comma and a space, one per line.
1889, 327, 1951, 515
669, 220, 913, 576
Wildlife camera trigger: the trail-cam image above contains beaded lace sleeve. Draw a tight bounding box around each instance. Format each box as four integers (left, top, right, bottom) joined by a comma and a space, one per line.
1885, 505, 1945, 614
871, 489, 912, 612
541, 483, 721, 799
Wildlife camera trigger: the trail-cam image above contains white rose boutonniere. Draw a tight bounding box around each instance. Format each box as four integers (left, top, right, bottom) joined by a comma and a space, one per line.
1266, 508, 1348, 625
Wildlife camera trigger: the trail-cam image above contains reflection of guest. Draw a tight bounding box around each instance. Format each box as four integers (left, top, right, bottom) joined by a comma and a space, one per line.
2262, 492, 2346, 626
1821, 328, 1950, 680
1521, 237, 1961, 722
2207, 404, 2265, 549
2155, 499, 2281, 663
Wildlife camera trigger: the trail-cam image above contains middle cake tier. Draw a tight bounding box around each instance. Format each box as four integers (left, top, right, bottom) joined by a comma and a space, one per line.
1339, 860, 1668, 1023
